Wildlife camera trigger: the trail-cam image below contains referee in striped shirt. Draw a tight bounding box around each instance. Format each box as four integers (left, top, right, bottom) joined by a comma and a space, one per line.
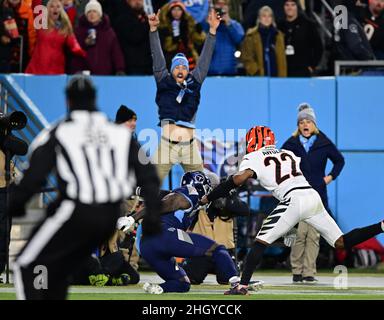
8, 76, 162, 300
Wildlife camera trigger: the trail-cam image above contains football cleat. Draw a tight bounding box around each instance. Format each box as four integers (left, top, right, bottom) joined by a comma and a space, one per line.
248, 280, 264, 291
89, 274, 109, 287
111, 274, 130, 286
292, 274, 303, 283
143, 282, 164, 294
302, 276, 318, 284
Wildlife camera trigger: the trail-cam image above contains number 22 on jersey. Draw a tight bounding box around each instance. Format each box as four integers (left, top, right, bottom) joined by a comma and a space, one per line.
264, 152, 302, 185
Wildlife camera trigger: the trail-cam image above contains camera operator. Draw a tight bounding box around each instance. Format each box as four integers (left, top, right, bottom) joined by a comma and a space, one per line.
182, 173, 249, 285
0, 149, 16, 281
201, 0, 244, 75
0, 111, 28, 282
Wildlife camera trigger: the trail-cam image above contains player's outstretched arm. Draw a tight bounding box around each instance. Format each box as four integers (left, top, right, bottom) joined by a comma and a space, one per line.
148, 10, 168, 82
201, 169, 254, 204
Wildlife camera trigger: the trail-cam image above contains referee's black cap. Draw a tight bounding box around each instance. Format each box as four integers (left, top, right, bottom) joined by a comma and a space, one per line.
65, 75, 97, 110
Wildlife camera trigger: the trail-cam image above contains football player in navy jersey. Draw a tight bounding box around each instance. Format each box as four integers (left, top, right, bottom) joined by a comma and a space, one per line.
117, 171, 239, 294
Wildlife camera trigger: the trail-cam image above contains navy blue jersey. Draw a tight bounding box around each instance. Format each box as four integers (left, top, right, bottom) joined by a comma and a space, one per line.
135, 185, 200, 253
161, 186, 200, 230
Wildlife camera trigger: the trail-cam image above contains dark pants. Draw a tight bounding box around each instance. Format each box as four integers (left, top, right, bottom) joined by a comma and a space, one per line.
13, 199, 120, 300
100, 251, 140, 284
70, 255, 104, 285
140, 227, 238, 292
0, 192, 9, 275
71, 252, 140, 285
183, 248, 237, 285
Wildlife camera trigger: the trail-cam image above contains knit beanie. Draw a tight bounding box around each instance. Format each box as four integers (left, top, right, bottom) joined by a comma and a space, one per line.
115, 105, 137, 124
85, 0, 103, 17
297, 103, 316, 125
171, 53, 189, 73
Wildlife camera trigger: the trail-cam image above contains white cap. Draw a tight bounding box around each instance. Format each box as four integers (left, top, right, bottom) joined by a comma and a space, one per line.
85, 0, 103, 17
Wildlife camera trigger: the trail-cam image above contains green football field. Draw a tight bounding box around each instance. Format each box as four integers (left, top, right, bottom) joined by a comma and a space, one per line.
1, 270, 384, 300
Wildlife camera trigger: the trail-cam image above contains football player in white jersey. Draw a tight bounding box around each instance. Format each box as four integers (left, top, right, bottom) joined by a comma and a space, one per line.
201, 125, 384, 295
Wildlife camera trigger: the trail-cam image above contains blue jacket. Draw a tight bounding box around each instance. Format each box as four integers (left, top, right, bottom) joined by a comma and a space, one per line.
150, 31, 216, 128
156, 75, 202, 128
281, 131, 345, 209
202, 20, 244, 75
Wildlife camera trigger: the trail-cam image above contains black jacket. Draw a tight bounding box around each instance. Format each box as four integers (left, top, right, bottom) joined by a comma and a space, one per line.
0, 3, 17, 73
334, 12, 375, 61
356, 6, 384, 59
277, 15, 324, 77
281, 131, 345, 209
114, 5, 152, 75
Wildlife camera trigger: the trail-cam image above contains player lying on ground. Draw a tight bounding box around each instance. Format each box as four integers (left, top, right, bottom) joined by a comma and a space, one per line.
201, 125, 384, 295
117, 171, 240, 294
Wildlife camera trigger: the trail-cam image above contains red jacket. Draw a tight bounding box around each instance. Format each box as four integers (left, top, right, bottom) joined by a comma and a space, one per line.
26, 28, 86, 74
64, 5, 77, 26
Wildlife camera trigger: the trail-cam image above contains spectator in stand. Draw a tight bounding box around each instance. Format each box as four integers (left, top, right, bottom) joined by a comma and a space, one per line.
281, 103, 345, 284
60, 0, 77, 26
115, 105, 138, 138
116, 105, 137, 129
356, 0, 384, 59
114, 0, 152, 75
241, 6, 287, 77
26, 0, 86, 74
159, 1, 205, 70
70, 0, 125, 75
0, 0, 35, 73
29, 0, 43, 18
92, 0, 125, 27
202, 0, 244, 76
332, 0, 375, 61
278, 0, 323, 77
180, 0, 209, 24
242, 0, 286, 31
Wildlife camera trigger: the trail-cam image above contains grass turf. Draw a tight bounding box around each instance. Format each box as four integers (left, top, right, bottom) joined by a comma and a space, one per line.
1, 283, 384, 300
1, 270, 383, 300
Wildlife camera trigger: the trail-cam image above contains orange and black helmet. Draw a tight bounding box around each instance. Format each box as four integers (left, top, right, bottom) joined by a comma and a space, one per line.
246, 126, 275, 154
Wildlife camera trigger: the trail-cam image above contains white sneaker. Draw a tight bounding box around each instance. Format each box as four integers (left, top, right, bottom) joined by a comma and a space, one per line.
248, 280, 264, 291
228, 276, 240, 288
143, 282, 164, 294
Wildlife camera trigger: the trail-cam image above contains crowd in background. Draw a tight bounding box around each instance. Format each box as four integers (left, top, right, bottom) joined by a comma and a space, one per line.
0, 0, 383, 76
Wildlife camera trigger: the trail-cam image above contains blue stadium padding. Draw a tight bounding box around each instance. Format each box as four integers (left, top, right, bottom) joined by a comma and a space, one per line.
270, 77, 336, 145
337, 152, 384, 244
23, 75, 68, 123
337, 76, 384, 150
91, 76, 160, 156
198, 77, 269, 139
91, 76, 158, 131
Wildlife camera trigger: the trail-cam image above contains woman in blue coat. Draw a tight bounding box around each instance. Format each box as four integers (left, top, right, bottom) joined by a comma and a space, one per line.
281, 103, 345, 284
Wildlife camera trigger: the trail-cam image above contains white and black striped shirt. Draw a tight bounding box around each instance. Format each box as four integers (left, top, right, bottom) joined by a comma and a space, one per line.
12, 110, 160, 208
